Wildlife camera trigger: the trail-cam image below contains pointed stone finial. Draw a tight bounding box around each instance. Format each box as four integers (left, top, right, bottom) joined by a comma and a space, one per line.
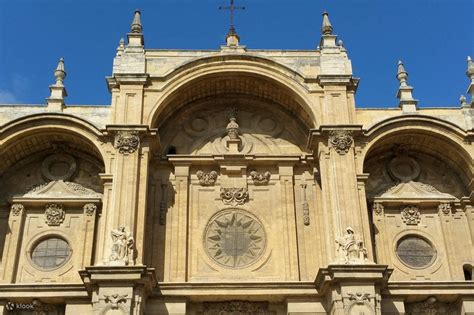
321, 11, 333, 35
54, 57, 66, 85
116, 38, 125, 56
47, 57, 67, 110
460, 95, 468, 108
396, 60, 417, 112
466, 56, 474, 105
131, 9, 143, 33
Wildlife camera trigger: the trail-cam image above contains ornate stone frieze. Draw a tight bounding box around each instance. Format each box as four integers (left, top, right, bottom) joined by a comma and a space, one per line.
196, 170, 218, 186
83, 203, 97, 216
329, 130, 353, 155
405, 296, 454, 315
249, 170, 271, 185
335, 227, 369, 264
104, 294, 128, 310
204, 210, 266, 269
401, 205, 421, 225
438, 202, 452, 216
301, 184, 310, 226
114, 131, 140, 155
10, 203, 24, 216
203, 300, 270, 314
44, 203, 65, 226
109, 226, 134, 266
220, 187, 249, 206
372, 202, 384, 216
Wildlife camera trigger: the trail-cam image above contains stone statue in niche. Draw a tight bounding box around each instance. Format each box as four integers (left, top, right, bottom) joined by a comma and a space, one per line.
335, 227, 369, 264
109, 226, 134, 266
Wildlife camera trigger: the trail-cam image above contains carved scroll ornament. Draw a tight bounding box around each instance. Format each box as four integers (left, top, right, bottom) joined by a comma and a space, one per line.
114, 131, 140, 155
220, 187, 249, 205
44, 203, 65, 226
329, 130, 353, 155
196, 170, 218, 186
401, 205, 421, 225
249, 170, 271, 185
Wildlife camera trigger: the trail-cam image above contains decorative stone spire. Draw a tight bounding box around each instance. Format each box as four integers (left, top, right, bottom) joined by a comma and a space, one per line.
319, 11, 338, 49
46, 57, 67, 110
466, 56, 474, 106
130, 9, 143, 33
321, 11, 333, 35
225, 108, 241, 153
116, 38, 125, 56
396, 60, 418, 112
127, 9, 144, 48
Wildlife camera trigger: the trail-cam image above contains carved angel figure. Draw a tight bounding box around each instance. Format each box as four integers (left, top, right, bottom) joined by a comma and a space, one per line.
335, 227, 368, 264
109, 226, 134, 265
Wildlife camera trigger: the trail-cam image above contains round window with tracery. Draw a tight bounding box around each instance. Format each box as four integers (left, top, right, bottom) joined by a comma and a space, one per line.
31, 237, 71, 270
204, 209, 266, 269
396, 235, 436, 269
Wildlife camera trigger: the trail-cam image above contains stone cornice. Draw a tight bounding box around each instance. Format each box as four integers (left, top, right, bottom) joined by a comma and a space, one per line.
106, 73, 150, 91
307, 124, 363, 151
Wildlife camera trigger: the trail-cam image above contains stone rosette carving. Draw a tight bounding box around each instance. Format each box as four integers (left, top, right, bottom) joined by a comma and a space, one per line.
249, 170, 271, 185
196, 170, 218, 186
114, 131, 140, 155
438, 202, 452, 216
205, 210, 266, 269
10, 203, 24, 216
329, 130, 353, 155
335, 227, 369, 264
104, 294, 128, 310
372, 202, 384, 216
220, 187, 249, 206
401, 205, 421, 225
44, 203, 65, 226
203, 300, 270, 314
83, 203, 97, 216
109, 226, 134, 266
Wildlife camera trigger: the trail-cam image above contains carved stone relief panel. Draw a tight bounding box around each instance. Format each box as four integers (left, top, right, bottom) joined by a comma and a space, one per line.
201, 301, 273, 315
204, 209, 266, 269
44, 203, 65, 226
401, 205, 421, 225
405, 296, 456, 314
249, 170, 271, 185
220, 188, 249, 206
196, 170, 218, 186
114, 131, 140, 155
328, 130, 353, 155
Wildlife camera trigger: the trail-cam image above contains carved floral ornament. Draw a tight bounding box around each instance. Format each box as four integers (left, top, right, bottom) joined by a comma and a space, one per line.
83, 203, 97, 216
10, 203, 24, 216
220, 187, 249, 206
249, 170, 271, 185
114, 131, 140, 155
329, 130, 353, 155
196, 170, 218, 186
401, 205, 421, 225
44, 203, 65, 226
104, 294, 128, 310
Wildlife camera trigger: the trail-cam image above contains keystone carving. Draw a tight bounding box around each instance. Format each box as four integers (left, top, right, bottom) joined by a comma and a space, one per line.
401, 205, 421, 225
196, 170, 218, 186
83, 203, 97, 216
249, 170, 271, 185
104, 294, 128, 310
10, 203, 24, 216
44, 203, 65, 226
220, 187, 249, 206
114, 131, 140, 155
109, 226, 134, 266
348, 292, 371, 305
329, 130, 353, 155
335, 227, 369, 264
438, 203, 452, 216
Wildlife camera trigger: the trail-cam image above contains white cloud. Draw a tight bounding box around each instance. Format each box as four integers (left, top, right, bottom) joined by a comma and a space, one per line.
0, 90, 20, 104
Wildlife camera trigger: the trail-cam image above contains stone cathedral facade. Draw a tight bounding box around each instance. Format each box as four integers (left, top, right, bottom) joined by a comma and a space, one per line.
0, 10, 473, 315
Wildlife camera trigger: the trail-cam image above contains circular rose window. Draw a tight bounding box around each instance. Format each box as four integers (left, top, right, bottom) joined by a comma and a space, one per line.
396, 235, 436, 268
31, 237, 71, 270
204, 209, 266, 269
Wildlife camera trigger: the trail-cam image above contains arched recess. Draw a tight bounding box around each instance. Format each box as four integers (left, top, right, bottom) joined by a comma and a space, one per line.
147, 55, 317, 130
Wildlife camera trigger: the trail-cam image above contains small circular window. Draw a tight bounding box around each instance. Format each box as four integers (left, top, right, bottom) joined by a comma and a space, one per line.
31, 237, 71, 270
396, 235, 436, 268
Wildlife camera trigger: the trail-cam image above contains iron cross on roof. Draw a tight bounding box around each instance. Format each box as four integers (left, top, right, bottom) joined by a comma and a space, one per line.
219, 0, 245, 27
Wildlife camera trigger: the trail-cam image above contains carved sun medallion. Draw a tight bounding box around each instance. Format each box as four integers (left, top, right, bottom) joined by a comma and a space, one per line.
204, 209, 266, 269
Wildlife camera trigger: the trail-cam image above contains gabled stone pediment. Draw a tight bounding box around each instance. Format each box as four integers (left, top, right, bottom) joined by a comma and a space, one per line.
374, 181, 456, 201
22, 180, 102, 199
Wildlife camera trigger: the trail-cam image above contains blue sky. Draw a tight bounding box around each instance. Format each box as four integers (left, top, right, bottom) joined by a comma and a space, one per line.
0, 0, 472, 108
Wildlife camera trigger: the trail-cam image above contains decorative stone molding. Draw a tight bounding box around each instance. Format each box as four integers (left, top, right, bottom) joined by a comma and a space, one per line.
401, 205, 421, 225
83, 203, 97, 216
220, 187, 249, 206
104, 294, 128, 310
203, 301, 270, 314
335, 227, 369, 264
196, 170, 218, 186
301, 184, 310, 226
249, 170, 271, 185
347, 292, 371, 305
10, 203, 24, 216
372, 202, 384, 216
438, 202, 452, 216
329, 130, 353, 155
114, 131, 140, 155
44, 203, 65, 226
109, 226, 134, 266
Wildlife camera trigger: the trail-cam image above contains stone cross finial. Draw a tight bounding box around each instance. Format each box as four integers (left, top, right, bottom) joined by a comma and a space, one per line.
396, 60, 417, 111
130, 9, 143, 33
321, 11, 333, 35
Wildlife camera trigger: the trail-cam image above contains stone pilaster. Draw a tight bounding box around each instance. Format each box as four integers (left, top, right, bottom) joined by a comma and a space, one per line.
0, 204, 26, 283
